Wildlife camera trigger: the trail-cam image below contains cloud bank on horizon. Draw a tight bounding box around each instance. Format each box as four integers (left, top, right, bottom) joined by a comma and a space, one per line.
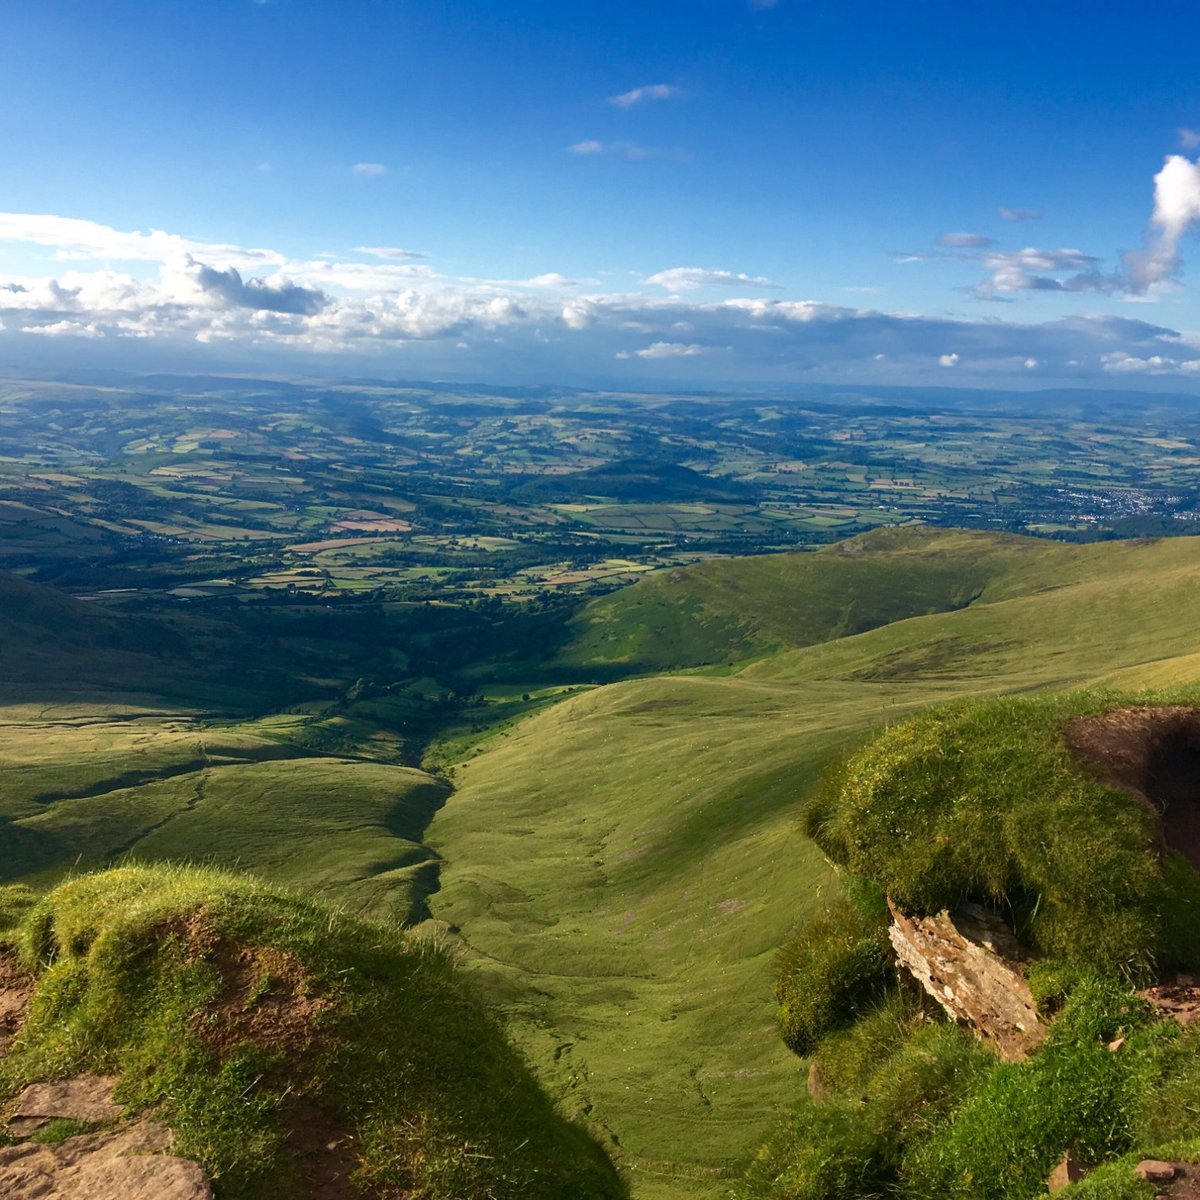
3, 151, 1200, 385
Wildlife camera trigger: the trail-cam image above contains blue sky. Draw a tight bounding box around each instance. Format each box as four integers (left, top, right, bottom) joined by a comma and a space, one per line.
5, 0, 1200, 387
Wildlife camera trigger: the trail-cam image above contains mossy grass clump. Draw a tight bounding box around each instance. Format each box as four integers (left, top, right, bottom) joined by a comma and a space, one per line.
738, 993, 994, 1199
741, 979, 1200, 1200
774, 877, 892, 1055
807, 688, 1200, 979
1, 865, 625, 1200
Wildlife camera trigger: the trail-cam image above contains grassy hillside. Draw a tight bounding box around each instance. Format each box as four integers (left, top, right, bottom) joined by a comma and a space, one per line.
0, 865, 624, 1199
550, 528, 1070, 674
9, 529, 1200, 1197
425, 530, 1200, 1198
0, 570, 185, 692
744, 688, 1200, 1200
0, 709, 450, 925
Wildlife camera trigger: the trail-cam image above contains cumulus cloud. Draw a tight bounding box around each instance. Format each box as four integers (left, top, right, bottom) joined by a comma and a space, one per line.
608, 83, 683, 109
186, 260, 328, 315
1180, 129, 1200, 150
974, 246, 1119, 298
4, 210, 1200, 384
998, 207, 1043, 221
937, 232, 994, 248
352, 162, 387, 176
1124, 154, 1200, 291
644, 266, 778, 291
938, 352, 959, 367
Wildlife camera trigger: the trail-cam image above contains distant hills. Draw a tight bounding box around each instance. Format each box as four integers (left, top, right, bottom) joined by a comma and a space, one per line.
507, 457, 757, 503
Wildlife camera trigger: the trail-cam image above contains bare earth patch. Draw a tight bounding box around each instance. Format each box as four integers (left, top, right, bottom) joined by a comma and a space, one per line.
1066, 706, 1200, 871
0, 952, 33, 1055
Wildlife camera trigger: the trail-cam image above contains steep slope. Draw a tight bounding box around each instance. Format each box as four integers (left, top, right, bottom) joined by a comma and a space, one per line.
425, 531, 1200, 1199
550, 528, 1074, 674
0, 571, 183, 692
0, 865, 624, 1200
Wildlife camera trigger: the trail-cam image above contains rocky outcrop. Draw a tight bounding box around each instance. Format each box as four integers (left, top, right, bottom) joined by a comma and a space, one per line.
0, 1118, 213, 1199
887, 899, 1048, 1061
0, 1075, 213, 1200
8, 1074, 124, 1138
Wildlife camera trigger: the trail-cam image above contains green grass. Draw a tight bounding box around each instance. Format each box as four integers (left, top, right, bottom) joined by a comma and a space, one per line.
2, 864, 625, 1200
805, 690, 1200, 979
13, 529, 1200, 1197
423, 530, 1200, 1197
549, 527, 1063, 675
6, 756, 450, 926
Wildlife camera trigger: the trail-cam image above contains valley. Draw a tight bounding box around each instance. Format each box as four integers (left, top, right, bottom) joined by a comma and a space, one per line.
5, 375, 1200, 1196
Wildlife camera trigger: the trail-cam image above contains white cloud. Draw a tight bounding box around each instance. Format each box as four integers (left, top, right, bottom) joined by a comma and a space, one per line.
567, 140, 678, 161
937, 232, 994, 248
973, 247, 1116, 297
353, 245, 427, 260
608, 84, 683, 109
998, 207, 1043, 221
634, 341, 710, 358
938, 352, 959, 367
522, 273, 579, 288
5, 210, 1200, 384
0, 212, 284, 270
1024, 357, 1038, 368
352, 162, 387, 177
1124, 154, 1200, 291
1181, 129, 1200, 149
644, 266, 778, 291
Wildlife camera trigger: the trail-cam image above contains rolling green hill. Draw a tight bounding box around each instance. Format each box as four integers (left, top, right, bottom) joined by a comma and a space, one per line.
548, 527, 1059, 674
8, 529, 1200, 1198
425, 529, 1200, 1198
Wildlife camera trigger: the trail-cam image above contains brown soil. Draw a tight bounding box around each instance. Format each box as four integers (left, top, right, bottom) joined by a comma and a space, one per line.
1151, 1161, 1200, 1199
166, 915, 370, 1199
0, 951, 34, 1056
284, 1100, 364, 1200
1065, 706, 1200, 871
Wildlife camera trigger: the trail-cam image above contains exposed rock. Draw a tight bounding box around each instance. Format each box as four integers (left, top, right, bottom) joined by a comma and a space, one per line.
1137, 1160, 1179, 1182
0, 1118, 212, 1199
1047, 1148, 1085, 1192
1141, 984, 1200, 1028
8, 1075, 123, 1138
887, 899, 1047, 1061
